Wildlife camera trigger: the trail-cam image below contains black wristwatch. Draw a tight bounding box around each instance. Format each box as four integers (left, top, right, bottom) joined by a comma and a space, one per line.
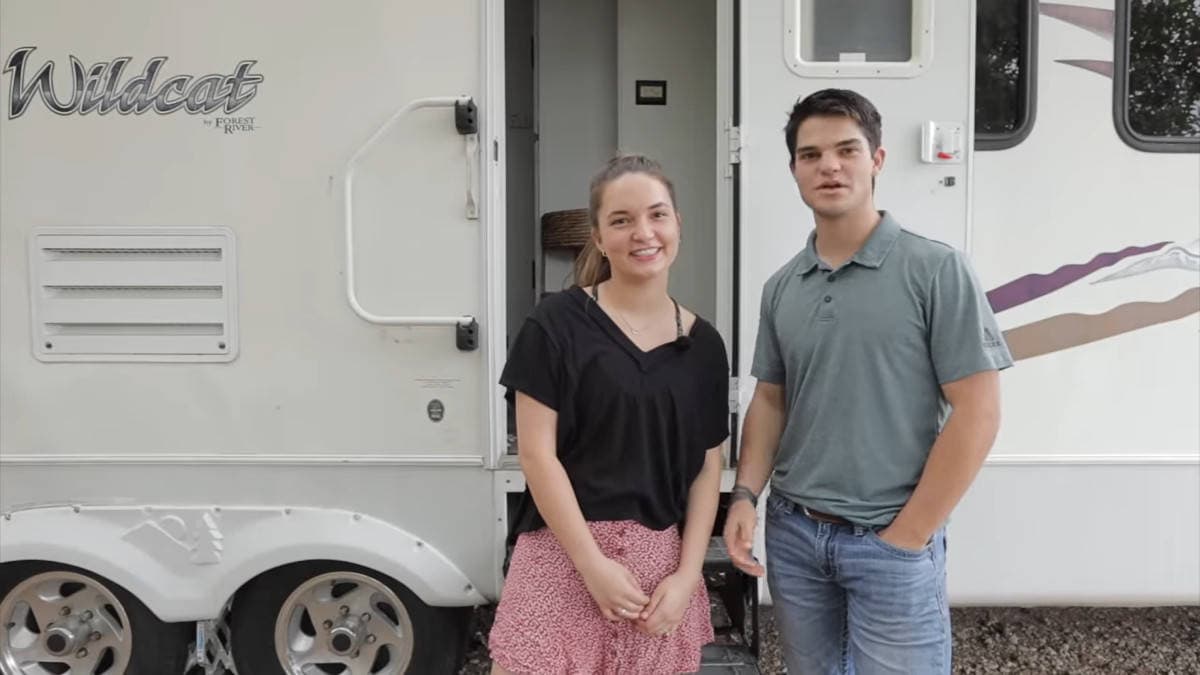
730, 484, 759, 507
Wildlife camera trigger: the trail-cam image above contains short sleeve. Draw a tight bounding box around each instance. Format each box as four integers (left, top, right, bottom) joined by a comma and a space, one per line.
699, 338, 731, 450
928, 251, 1015, 384
500, 318, 563, 410
750, 280, 786, 384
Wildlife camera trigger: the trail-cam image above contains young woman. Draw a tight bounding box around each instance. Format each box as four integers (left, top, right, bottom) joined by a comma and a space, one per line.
489, 155, 729, 673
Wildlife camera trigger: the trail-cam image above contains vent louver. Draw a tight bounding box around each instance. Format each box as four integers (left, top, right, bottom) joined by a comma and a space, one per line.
30, 228, 238, 362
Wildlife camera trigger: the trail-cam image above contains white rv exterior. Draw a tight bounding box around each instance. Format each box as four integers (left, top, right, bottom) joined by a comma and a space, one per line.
1, 0, 1196, 672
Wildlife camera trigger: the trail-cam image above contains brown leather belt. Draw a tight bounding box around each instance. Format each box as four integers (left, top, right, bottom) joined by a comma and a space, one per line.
801, 505, 852, 526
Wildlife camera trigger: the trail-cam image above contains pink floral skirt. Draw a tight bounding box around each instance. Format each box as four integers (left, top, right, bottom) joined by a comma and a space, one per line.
489, 520, 713, 674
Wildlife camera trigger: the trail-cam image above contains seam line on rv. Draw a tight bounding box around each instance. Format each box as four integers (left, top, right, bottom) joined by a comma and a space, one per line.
0, 454, 487, 466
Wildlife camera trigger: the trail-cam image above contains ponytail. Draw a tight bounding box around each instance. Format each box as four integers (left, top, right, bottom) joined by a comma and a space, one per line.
573, 238, 611, 288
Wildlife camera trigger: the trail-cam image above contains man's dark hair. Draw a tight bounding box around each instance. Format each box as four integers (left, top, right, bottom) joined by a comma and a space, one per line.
784, 89, 883, 164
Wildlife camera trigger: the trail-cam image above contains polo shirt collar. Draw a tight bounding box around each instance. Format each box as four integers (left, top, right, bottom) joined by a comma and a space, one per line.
796, 211, 902, 276
852, 211, 902, 268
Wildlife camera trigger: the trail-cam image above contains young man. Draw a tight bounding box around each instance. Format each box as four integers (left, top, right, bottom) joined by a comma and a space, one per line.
723, 89, 1013, 673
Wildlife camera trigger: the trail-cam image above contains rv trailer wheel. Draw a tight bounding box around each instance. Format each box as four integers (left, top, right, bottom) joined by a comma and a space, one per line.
0, 561, 190, 675
231, 561, 470, 675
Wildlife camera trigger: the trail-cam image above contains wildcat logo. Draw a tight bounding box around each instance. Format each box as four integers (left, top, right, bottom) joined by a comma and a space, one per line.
3, 47, 263, 119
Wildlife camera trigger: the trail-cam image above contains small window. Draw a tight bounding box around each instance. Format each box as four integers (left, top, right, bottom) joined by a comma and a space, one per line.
1116, 0, 1200, 152
784, 0, 934, 78
975, 0, 1037, 150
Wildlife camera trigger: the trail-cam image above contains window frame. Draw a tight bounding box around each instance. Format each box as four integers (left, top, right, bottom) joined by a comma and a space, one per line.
782, 0, 935, 79
1114, 0, 1200, 153
975, 0, 1039, 151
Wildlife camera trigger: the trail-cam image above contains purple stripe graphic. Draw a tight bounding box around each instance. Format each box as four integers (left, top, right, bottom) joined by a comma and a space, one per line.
987, 242, 1170, 313
1057, 59, 1114, 79
1040, 3, 1115, 40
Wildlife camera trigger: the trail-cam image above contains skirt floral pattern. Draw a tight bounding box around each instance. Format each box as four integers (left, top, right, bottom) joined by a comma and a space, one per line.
489, 520, 713, 674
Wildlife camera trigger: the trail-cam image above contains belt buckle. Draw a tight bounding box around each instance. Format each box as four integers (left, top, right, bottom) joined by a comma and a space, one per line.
801, 505, 818, 520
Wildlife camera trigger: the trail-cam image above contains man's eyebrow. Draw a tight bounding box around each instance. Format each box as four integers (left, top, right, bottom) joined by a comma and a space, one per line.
796, 138, 864, 154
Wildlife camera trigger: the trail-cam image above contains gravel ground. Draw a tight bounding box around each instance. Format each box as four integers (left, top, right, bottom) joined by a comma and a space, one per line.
458, 605, 1199, 674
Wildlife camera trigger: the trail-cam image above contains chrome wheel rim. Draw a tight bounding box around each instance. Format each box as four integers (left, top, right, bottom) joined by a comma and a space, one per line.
0, 570, 133, 675
274, 571, 414, 675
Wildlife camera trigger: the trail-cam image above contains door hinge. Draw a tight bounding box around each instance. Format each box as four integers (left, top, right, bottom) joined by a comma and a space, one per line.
728, 376, 741, 415
726, 122, 742, 165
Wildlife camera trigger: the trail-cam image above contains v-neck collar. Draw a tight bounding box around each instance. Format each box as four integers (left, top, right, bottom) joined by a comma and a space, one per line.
571, 286, 697, 367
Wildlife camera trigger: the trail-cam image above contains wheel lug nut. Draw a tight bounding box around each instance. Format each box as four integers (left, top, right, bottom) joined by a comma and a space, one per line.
339, 605, 349, 616
365, 634, 376, 644
360, 613, 371, 622
59, 606, 71, 616
81, 610, 93, 621
322, 620, 333, 630
76, 648, 88, 658
90, 632, 101, 642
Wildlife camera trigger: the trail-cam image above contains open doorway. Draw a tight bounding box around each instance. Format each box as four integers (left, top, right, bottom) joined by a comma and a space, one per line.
504, 0, 733, 453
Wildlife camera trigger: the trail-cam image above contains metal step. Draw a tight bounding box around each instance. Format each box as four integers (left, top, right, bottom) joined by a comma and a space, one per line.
701, 536, 760, 674
700, 643, 761, 673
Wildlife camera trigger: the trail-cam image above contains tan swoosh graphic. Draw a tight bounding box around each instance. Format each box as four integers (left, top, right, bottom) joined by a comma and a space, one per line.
1003, 288, 1200, 361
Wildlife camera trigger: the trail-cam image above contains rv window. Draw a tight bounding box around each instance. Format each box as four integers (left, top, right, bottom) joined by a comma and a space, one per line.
783, 0, 934, 78
1116, 0, 1200, 152
975, 0, 1036, 150
799, 0, 913, 63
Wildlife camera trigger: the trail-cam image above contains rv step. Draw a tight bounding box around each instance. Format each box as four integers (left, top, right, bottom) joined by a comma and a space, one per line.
699, 643, 761, 673
702, 535, 760, 671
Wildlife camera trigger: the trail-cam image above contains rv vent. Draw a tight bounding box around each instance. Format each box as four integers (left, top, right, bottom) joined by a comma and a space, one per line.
29, 228, 238, 362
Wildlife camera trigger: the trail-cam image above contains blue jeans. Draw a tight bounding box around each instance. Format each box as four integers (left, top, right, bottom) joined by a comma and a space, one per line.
765, 492, 951, 674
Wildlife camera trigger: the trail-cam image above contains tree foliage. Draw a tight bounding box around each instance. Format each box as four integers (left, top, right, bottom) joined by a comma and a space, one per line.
1128, 0, 1200, 138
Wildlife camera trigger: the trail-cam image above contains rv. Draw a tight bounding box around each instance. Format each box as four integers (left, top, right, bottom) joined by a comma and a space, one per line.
1, 0, 1196, 672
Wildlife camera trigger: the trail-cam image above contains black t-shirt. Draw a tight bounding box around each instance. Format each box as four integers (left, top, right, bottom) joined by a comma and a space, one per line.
501, 286, 730, 539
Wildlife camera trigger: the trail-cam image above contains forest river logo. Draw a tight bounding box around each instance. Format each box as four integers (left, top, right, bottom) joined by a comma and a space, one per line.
3, 47, 263, 122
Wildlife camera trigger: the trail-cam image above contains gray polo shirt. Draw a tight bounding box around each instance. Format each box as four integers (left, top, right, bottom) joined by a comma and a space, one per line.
751, 211, 1013, 526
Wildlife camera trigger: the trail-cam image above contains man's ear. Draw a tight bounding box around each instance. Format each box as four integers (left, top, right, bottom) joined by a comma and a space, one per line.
872, 146, 887, 175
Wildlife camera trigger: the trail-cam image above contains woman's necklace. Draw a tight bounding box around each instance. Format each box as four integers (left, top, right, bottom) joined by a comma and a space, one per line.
593, 284, 664, 336
613, 306, 654, 335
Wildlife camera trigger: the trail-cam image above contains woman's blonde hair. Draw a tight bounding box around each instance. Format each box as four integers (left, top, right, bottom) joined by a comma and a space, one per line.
573, 154, 679, 289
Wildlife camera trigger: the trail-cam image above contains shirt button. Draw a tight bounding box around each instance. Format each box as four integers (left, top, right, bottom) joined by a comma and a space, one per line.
824, 295, 832, 303
827, 274, 836, 282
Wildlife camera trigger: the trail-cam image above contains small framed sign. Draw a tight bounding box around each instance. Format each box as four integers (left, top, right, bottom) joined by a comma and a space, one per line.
635, 80, 667, 105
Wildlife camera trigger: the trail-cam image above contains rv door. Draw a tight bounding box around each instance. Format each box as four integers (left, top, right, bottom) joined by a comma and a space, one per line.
738, 0, 972, 400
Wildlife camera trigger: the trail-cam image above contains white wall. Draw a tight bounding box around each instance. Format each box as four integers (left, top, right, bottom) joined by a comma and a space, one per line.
617, 0, 717, 321
537, 0, 617, 291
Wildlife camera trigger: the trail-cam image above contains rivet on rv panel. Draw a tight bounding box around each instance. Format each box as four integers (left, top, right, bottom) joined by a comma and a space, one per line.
218, 342, 226, 350
72, 505, 80, 514
44, 342, 53, 350
416, 541, 424, 548
353, 513, 362, 521
284, 508, 292, 515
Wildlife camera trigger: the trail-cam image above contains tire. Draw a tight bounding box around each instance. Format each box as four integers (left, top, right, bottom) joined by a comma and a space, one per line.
230, 561, 470, 675
0, 560, 191, 675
